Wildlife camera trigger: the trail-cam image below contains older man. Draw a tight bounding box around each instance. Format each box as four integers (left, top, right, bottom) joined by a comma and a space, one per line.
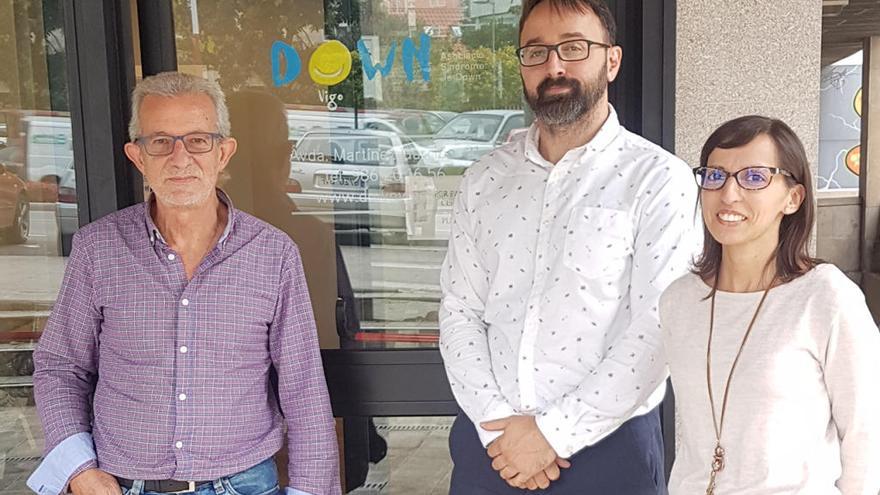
439, 0, 698, 493
26, 72, 340, 495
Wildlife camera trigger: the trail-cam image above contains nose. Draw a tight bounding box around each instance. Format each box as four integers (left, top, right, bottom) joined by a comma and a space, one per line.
543, 50, 566, 77
718, 174, 743, 204
167, 138, 192, 165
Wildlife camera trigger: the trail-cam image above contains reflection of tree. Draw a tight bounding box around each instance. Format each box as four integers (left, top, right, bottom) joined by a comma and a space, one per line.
172, 0, 326, 105
171, 0, 522, 112
375, 42, 520, 111
0, 0, 68, 112
460, 24, 517, 50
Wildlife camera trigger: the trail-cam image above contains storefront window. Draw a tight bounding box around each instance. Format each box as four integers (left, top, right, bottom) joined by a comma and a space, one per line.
0, 0, 80, 489
171, 0, 525, 353
168, 0, 524, 490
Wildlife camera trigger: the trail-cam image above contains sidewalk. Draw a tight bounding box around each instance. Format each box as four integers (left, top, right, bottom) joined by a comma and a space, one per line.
0, 256, 65, 310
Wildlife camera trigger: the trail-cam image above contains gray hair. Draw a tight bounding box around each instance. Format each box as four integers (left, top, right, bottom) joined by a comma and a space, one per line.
128, 71, 231, 141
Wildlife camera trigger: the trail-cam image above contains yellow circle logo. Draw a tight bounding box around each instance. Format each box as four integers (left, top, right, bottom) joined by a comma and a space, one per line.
308, 40, 353, 86
854, 87, 862, 117
846, 145, 860, 176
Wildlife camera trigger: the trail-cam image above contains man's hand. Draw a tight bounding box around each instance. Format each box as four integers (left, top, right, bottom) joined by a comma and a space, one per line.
482, 415, 561, 487
510, 457, 572, 490
69, 468, 123, 495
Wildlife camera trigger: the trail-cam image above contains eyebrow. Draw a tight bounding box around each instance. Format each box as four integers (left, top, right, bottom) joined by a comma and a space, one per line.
707, 164, 774, 173
522, 32, 587, 46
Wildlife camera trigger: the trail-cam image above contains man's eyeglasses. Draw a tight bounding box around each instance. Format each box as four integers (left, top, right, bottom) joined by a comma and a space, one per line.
517, 39, 611, 67
693, 166, 796, 191
135, 132, 223, 156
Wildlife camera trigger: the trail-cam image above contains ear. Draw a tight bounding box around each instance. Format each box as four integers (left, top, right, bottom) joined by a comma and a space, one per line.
217, 137, 238, 172
783, 183, 806, 215
124, 142, 147, 176
606, 45, 623, 83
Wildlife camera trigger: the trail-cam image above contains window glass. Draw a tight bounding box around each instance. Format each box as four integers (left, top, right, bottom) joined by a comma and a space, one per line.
0, 0, 81, 489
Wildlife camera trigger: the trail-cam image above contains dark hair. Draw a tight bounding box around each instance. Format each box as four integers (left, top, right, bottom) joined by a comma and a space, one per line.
693, 115, 822, 285
518, 0, 617, 45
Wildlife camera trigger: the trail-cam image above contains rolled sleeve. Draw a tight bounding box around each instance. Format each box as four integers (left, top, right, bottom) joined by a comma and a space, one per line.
26, 432, 97, 495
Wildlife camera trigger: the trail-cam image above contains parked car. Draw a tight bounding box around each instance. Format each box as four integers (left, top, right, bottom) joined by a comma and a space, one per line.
417, 110, 526, 173
54, 159, 78, 255
287, 108, 356, 143
0, 146, 25, 179
426, 110, 459, 125
0, 113, 74, 201
0, 162, 29, 244
288, 129, 416, 230
360, 110, 448, 145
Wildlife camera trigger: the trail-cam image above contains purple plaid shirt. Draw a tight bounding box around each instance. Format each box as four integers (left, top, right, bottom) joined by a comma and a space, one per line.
29, 192, 340, 495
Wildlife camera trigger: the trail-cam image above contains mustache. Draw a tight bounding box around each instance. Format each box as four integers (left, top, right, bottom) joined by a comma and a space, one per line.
163, 167, 202, 179
536, 77, 581, 98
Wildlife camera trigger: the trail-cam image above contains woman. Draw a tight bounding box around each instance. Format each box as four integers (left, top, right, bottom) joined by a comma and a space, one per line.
660, 115, 880, 494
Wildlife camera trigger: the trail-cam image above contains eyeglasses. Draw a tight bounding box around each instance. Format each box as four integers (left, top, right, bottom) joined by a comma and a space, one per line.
135, 132, 223, 156
693, 166, 796, 191
517, 39, 611, 67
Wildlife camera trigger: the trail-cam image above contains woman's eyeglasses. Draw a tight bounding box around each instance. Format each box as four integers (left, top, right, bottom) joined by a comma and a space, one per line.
693, 166, 795, 191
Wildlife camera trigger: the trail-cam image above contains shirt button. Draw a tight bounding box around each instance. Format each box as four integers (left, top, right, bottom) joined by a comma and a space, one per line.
179, 346, 188, 354
181, 298, 189, 306
178, 393, 187, 401
167, 253, 176, 261
175, 441, 183, 449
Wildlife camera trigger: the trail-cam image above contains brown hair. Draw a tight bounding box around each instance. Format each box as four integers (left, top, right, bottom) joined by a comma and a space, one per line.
693, 115, 822, 284
518, 0, 617, 45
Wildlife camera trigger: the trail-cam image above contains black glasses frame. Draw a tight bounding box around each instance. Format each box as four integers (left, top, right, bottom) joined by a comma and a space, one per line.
517, 39, 611, 67
135, 132, 224, 156
693, 166, 796, 191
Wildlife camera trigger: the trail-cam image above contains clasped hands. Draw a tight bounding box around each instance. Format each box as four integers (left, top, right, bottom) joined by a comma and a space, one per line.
481, 415, 571, 490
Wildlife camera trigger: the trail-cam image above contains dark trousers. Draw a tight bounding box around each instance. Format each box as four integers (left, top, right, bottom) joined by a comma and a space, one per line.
449, 408, 667, 495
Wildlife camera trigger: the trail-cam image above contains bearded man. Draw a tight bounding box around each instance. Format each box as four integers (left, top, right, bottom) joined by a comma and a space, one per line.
438, 0, 699, 493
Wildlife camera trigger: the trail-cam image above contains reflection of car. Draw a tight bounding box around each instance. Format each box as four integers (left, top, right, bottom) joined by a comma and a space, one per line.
418, 110, 526, 172
0, 123, 7, 149
427, 110, 458, 125
360, 110, 448, 145
287, 109, 354, 143
0, 146, 25, 178
288, 129, 415, 229
0, 115, 75, 201
0, 162, 29, 244
54, 159, 78, 255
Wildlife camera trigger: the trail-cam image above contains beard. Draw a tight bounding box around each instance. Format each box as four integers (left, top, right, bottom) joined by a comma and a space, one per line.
524, 63, 608, 128
150, 167, 215, 207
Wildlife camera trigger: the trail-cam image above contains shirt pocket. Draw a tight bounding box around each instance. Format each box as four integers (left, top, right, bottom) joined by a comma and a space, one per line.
562, 206, 634, 280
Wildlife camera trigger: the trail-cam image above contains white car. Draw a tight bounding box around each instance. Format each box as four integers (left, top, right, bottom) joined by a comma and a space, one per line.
417, 110, 526, 173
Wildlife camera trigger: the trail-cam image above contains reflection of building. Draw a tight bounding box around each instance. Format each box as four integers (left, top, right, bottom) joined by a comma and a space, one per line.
467, 0, 518, 26
383, 0, 463, 37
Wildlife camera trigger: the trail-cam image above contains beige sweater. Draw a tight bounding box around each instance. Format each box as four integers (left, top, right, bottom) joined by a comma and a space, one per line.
660, 264, 880, 495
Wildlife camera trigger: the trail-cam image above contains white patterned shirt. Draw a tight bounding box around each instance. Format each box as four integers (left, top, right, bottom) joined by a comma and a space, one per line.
439, 107, 700, 458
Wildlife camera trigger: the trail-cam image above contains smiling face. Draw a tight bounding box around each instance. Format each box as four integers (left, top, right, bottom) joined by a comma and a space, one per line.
124, 93, 237, 208
701, 133, 805, 258
308, 40, 353, 86
519, 2, 621, 127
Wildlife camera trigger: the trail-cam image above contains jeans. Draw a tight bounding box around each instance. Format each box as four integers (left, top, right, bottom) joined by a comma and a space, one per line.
120, 458, 280, 495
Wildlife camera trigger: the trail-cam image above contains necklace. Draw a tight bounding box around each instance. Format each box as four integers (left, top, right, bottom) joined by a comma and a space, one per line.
705, 278, 774, 495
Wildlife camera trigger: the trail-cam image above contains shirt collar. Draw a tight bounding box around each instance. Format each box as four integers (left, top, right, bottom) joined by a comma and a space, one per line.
524, 104, 622, 168
145, 188, 236, 246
